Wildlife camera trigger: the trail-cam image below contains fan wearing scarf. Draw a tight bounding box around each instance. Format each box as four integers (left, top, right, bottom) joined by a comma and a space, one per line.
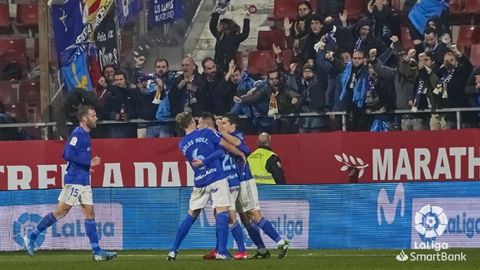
365, 48, 396, 132
429, 48, 473, 130
411, 52, 437, 117
338, 49, 370, 131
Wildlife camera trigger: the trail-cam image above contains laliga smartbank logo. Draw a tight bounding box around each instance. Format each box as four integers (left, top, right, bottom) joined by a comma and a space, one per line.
396, 204, 467, 262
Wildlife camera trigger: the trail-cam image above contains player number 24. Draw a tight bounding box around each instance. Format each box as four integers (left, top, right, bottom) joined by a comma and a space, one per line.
192, 148, 235, 171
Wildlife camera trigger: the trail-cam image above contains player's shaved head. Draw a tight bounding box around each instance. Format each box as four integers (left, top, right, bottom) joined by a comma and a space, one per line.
258, 132, 271, 147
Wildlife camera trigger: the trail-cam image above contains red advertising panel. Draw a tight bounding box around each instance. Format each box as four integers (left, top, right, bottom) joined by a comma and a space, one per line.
1, 129, 480, 190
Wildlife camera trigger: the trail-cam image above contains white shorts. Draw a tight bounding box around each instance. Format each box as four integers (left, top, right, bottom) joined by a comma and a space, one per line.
58, 184, 93, 206
228, 186, 240, 211
236, 179, 260, 213
189, 179, 230, 210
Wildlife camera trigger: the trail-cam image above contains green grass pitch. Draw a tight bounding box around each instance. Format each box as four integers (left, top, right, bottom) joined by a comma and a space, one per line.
1, 249, 480, 270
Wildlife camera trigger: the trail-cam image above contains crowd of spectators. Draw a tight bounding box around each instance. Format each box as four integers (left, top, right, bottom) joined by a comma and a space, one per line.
3, 0, 478, 140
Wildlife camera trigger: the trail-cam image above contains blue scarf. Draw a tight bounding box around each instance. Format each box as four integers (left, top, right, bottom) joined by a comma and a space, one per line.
370, 119, 395, 132
436, 68, 455, 99
413, 78, 427, 108
340, 62, 368, 108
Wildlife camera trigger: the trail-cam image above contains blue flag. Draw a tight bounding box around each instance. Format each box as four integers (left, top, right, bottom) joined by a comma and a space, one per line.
148, 0, 183, 29
117, 0, 143, 27
60, 44, 94, 92
408, 0, 448, 34
51, 0, 85, 58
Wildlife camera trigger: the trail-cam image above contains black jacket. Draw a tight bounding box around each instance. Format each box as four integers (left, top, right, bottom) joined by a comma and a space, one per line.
204, 74, 235, 115
210, 12, 250, 72
434, 55, 472, 109
169, 73, 209, 117
316, 0, 345, 16
465, 67, 480, 108
102, 85, 141, 120
336, 17, 387, 55
259, 146, 286, 184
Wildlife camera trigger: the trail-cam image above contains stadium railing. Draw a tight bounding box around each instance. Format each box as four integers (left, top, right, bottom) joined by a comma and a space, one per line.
1, 107, 480, 140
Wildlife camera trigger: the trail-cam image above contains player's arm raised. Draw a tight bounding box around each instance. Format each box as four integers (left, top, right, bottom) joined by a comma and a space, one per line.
219, 130, 241, 146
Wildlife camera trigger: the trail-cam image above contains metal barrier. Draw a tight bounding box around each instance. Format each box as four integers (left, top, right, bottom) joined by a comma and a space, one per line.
1, 108, 480, 140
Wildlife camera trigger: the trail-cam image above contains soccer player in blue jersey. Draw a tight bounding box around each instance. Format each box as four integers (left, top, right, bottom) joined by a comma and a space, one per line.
196, 113, 248, 260
23, 106, 117, 261
218, 113, 290, 259
167, 112, 246, 261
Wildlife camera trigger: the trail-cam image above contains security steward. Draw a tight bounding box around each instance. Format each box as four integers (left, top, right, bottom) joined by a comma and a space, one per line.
248, 132, 286, 184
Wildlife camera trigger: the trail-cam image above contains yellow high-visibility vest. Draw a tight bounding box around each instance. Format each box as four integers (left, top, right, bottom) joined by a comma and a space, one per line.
248, 148, 276, 184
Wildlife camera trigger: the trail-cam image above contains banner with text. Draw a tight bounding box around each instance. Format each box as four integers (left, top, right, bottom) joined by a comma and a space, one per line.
148, 0, 184, 28
1, 182, 480, 250
94, 8, 119, 70
2, 130, 480, 190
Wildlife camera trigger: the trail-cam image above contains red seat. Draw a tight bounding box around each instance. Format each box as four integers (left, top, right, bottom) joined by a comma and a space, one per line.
400, 27, 414, 50
0, 81, 19, 105
450, 0, 465, 14
310, 0, 319, 11
257, 30, 287, 50
345, 0, 368, 20
16, 4, 38, 27
10, 101, 40, 123
23, 102, 41, 123
0, 3, 10, 29
470, 44, 480, 67
0, 57, 28, 80
456, 25, 479, 53
0, 37, 27, 58
464, 0, 480, 14
4, 103, 25, 123
281, 49, 294, 71
390, 0, 404, 12
465, 0, 480, 15
0, 37, 28, 79
120, 32, 134, 58
19, 80, 40, 103
270, 0, 298, 20
235, 51, 245, 69
247, 50, 276, 76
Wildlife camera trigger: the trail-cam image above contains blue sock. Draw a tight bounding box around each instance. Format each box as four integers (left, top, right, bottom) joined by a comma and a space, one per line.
215, 225, 219, 251
171, 214, 196, 252
214, 211, 218, 251
85, 219, 101, 253
256, 217, 281, 243
245, 222, 265, 249
216, 211, 229, 255
30, 213, 57, 241
230, 222, 246, 252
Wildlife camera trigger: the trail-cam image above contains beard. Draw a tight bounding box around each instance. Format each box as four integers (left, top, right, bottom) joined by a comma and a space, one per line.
87, 121, 97, 129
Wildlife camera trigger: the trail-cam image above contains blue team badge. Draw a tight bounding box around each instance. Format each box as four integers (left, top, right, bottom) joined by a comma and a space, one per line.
13, 212, 45, 248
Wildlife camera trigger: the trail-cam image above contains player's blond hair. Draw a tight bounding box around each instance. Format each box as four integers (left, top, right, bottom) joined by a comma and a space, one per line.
176, 112, 194, 129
